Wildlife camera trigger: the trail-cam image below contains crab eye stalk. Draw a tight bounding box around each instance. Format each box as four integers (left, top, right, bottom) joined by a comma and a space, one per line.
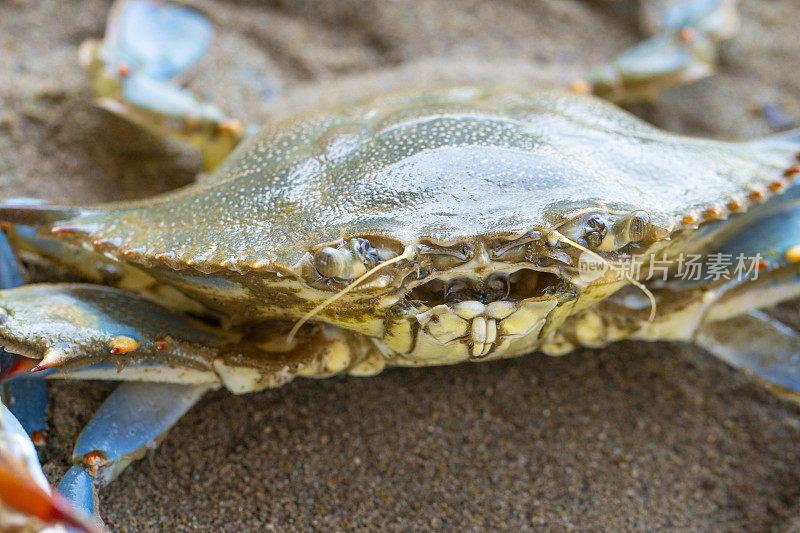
611, 210, 651, 247
586, 216, 606, 231
583, 215, 607, 249
560, 211, 652, 252
313, 238, 398, 280
314, 246, 365, 279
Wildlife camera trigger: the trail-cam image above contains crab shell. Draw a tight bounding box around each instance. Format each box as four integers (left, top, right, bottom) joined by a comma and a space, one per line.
14, 88, 800, 374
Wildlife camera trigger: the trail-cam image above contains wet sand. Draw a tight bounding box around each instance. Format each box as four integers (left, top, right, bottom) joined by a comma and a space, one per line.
1, 0, 799, 530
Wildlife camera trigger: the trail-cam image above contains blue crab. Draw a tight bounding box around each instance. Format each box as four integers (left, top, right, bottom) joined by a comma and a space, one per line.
0, 0, 798, 529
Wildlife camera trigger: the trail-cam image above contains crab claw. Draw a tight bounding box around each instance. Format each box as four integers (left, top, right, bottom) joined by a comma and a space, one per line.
0, 283, 233, 379
104, 0, 213, 81
77, 0, 249, 171
0, 404, 102, 532
582, 0, 739, 102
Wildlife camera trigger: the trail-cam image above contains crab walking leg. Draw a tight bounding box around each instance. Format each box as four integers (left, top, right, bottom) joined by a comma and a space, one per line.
0, 229, 22, 290
0, 230, 48, 443
687, 198, 800, 404
627, 175, 800, 402
695, 311, 800, 404
58, 467, 95, 523
575, 0, 739, 102
79, 0, 253, 170
1, 378, 47, 444
58, 382, 213, 518
688, 259, 800, 405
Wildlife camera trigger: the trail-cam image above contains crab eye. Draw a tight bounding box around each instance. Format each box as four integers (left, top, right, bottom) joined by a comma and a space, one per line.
583, 216, 608, 249
560, 211, 651, 252
314, 246, 366, 279
611, 210, 651, 246
584, 231, 603, 249
313, 238, 396, 280
586, 216, 605, 231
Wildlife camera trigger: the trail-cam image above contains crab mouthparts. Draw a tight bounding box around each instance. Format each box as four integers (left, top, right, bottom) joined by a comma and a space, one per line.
406, 269, 570, 359
408, 269, 565, 307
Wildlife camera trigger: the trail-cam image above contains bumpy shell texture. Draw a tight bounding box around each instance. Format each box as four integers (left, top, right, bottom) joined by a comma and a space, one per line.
53, 88, 798, 272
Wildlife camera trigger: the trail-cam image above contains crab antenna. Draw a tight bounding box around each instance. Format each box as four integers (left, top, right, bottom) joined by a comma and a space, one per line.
286, 246, 415, 344
550, 230, 657, 323
623, 276, 657, 323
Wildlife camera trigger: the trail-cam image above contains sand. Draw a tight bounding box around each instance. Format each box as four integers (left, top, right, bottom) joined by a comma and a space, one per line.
1, 0, 799, 530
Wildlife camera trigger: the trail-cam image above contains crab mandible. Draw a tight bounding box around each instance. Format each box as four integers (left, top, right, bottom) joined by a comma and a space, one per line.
0, 0, 798, 529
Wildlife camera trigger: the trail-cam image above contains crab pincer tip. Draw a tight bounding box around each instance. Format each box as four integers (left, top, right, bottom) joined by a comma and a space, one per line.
0, 453, 103, 532
29, 348, 69, 373
28, 363, 48, 373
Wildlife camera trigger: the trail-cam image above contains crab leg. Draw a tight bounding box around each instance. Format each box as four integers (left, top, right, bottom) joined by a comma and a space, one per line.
0, 277, 371, 390
575, 0, 739, 102
0, 280, 225, 520
0, 280, 374, 520
0, 230, 80, 528
690, 180, 800, 404
627, 167, 800, 403
0, 229, 22, 290
1, 378, 47, 445
0, 230, 48, 444
69, 382, 213, 485
58, 382, 213, 521
601, 261, 800, 406
695, 311, 800, 404
79, 0, 253, 170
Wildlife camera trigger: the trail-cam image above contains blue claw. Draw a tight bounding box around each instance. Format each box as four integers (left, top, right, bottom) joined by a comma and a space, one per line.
660, 0, 730, 31
585, 0, 739, 102
72, 382, 212, 485
715, 182, 800, 270
110, 0, 213, 80
94, 0, 220, 120
2, 378, 47, 441
58, 467, 96, 519
79, 0, 248, 170
121, 71, 226, 122
0, 230, 23, 289
697, 310, 800, 404
0, 230, 49, 442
